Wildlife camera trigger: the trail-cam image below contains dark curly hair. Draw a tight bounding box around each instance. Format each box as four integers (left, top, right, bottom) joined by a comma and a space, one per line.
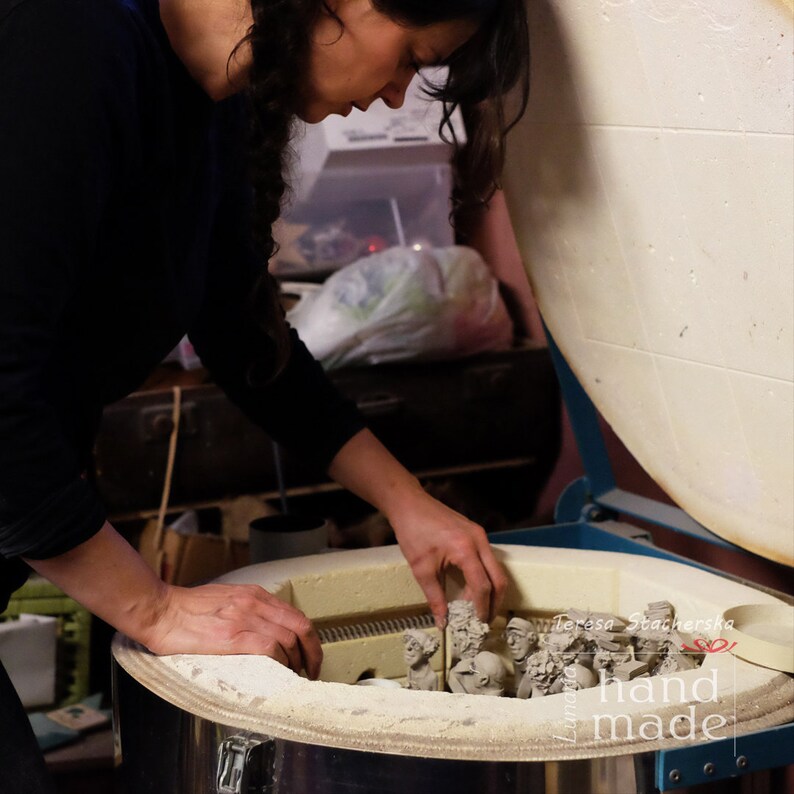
238, 0, 530, 380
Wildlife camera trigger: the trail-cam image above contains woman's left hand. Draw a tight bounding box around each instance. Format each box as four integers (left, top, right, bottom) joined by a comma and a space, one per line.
328, 429, 507, 629
386, 486, 507, 629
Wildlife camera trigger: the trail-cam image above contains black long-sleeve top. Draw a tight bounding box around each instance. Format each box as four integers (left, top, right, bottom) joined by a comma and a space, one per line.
0, 0, 365, 606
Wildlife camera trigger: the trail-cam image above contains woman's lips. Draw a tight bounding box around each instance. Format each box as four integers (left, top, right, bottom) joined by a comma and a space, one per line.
335, 101, 368, 118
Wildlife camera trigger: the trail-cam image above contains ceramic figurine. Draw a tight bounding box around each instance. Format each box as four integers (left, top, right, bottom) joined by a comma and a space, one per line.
613, 661, 649, 681
545, 650, 584, 695
634, 637, 663, 670
654, 650, 698, 675
447, 599, 477, 627
506, 600, 704, 698
447, 625, 489, 690
628, 601, 704, 675
402, 629, 440, 692
447, 600, 489, 663
515, 649, 563, 699
449, 651, 505, 697
542, 628, 585, 656
565, 662, 599, 690
447, 600, 474, 658
546, 661, 599, 694
512, 614, 595, 698
504, 617, 539, 677
593, 647, 634, 680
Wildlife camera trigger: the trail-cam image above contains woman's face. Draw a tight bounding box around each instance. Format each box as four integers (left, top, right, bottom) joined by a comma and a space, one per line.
300, 0, 477, 123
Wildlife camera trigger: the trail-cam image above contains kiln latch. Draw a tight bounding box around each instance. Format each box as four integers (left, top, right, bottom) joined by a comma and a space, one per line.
216, 735, 275, 794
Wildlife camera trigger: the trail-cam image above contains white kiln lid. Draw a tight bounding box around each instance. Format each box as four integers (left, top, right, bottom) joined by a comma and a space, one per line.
503, 0, 794, 565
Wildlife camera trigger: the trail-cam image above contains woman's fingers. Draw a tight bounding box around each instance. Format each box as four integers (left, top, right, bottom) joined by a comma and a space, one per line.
231, 632, 291, 668
451, 525, 507, 622
251, 619, 302, 674
239, 586, 323, 678
409, 559, 450, 629
450, 541, 494, 622
470, 534, 509, 621
146, 583, 323, 679
392, 493, 508, 625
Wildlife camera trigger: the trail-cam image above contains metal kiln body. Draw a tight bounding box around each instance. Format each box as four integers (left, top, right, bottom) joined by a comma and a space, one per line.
112, 670, 645, 794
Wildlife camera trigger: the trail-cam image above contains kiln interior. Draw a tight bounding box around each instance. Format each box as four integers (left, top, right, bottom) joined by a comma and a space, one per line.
113, 542, 794, 762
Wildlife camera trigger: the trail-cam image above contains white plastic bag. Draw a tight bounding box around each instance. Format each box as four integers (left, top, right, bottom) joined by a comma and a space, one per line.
286, 246, 513, 369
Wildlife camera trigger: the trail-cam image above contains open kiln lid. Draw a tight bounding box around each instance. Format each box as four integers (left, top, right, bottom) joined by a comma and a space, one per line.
503, 0, 793, 565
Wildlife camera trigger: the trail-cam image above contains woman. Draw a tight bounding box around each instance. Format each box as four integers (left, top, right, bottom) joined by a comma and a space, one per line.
0, 0, 528, 787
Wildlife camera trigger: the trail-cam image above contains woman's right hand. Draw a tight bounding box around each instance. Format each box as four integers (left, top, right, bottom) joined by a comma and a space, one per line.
141, 582, 323, 679
25, 522, 323, 679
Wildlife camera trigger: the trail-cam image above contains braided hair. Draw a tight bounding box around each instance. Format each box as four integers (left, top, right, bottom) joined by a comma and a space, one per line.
239, 0, 530, 379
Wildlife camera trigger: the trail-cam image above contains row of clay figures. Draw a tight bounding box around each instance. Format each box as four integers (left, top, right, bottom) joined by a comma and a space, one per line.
402, 599, 704, 697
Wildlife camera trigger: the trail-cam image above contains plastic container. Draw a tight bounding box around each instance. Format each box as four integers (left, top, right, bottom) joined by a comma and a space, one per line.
273, 68, 464, 278
1, 576, 91, 706
275, 164, 455, 277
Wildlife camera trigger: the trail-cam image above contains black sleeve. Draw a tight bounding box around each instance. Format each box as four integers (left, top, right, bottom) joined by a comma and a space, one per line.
0, 0, 127, 558
188, 110, 366, 469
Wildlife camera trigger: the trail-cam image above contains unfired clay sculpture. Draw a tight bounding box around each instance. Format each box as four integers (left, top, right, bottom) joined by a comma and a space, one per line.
565, 662, 599, 690
592, 646, 635, 680
447, 599, 476, 627
613, 661, 649, 681
654, 651, 699, 675
515, 649, 566, 699
504, 616, 539, 677
447, 600, 489, 663
402, 629, 440, 692
404, 600, 705, 700
634, 637, 663, 670
628, 601, 704, 675
449, 651, 506, 696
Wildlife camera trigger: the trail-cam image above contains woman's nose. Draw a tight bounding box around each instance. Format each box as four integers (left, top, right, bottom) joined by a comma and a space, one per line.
378, 68, 416, 109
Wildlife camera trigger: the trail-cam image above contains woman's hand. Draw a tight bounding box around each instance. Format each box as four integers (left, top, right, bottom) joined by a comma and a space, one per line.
386, 486, 507, 629
328, 429, 508, 628
25, 522, 322, 678
141, 583, 322, 678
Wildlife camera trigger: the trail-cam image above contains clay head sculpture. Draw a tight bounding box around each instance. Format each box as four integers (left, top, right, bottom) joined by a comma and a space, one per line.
565, 662, 599, 690
447, 600, 477, 628
541, 628, 583, 654
447, 600, 489, 662
451, 651, 506, 696
403, 629, 440, 692
457, 620, 489, 660
593, 648, 634, 678
504, 617, 538, 673
634, 637, 663, 670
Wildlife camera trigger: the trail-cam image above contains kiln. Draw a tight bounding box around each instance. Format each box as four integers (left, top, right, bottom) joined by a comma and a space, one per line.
113, 543, 793, 792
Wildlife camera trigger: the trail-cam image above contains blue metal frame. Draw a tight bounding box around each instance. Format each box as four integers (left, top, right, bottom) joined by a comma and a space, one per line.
656, 723, 794, 790
490, 523, 722, 574
545, 327, 752, 555
489, 326, 793, 791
